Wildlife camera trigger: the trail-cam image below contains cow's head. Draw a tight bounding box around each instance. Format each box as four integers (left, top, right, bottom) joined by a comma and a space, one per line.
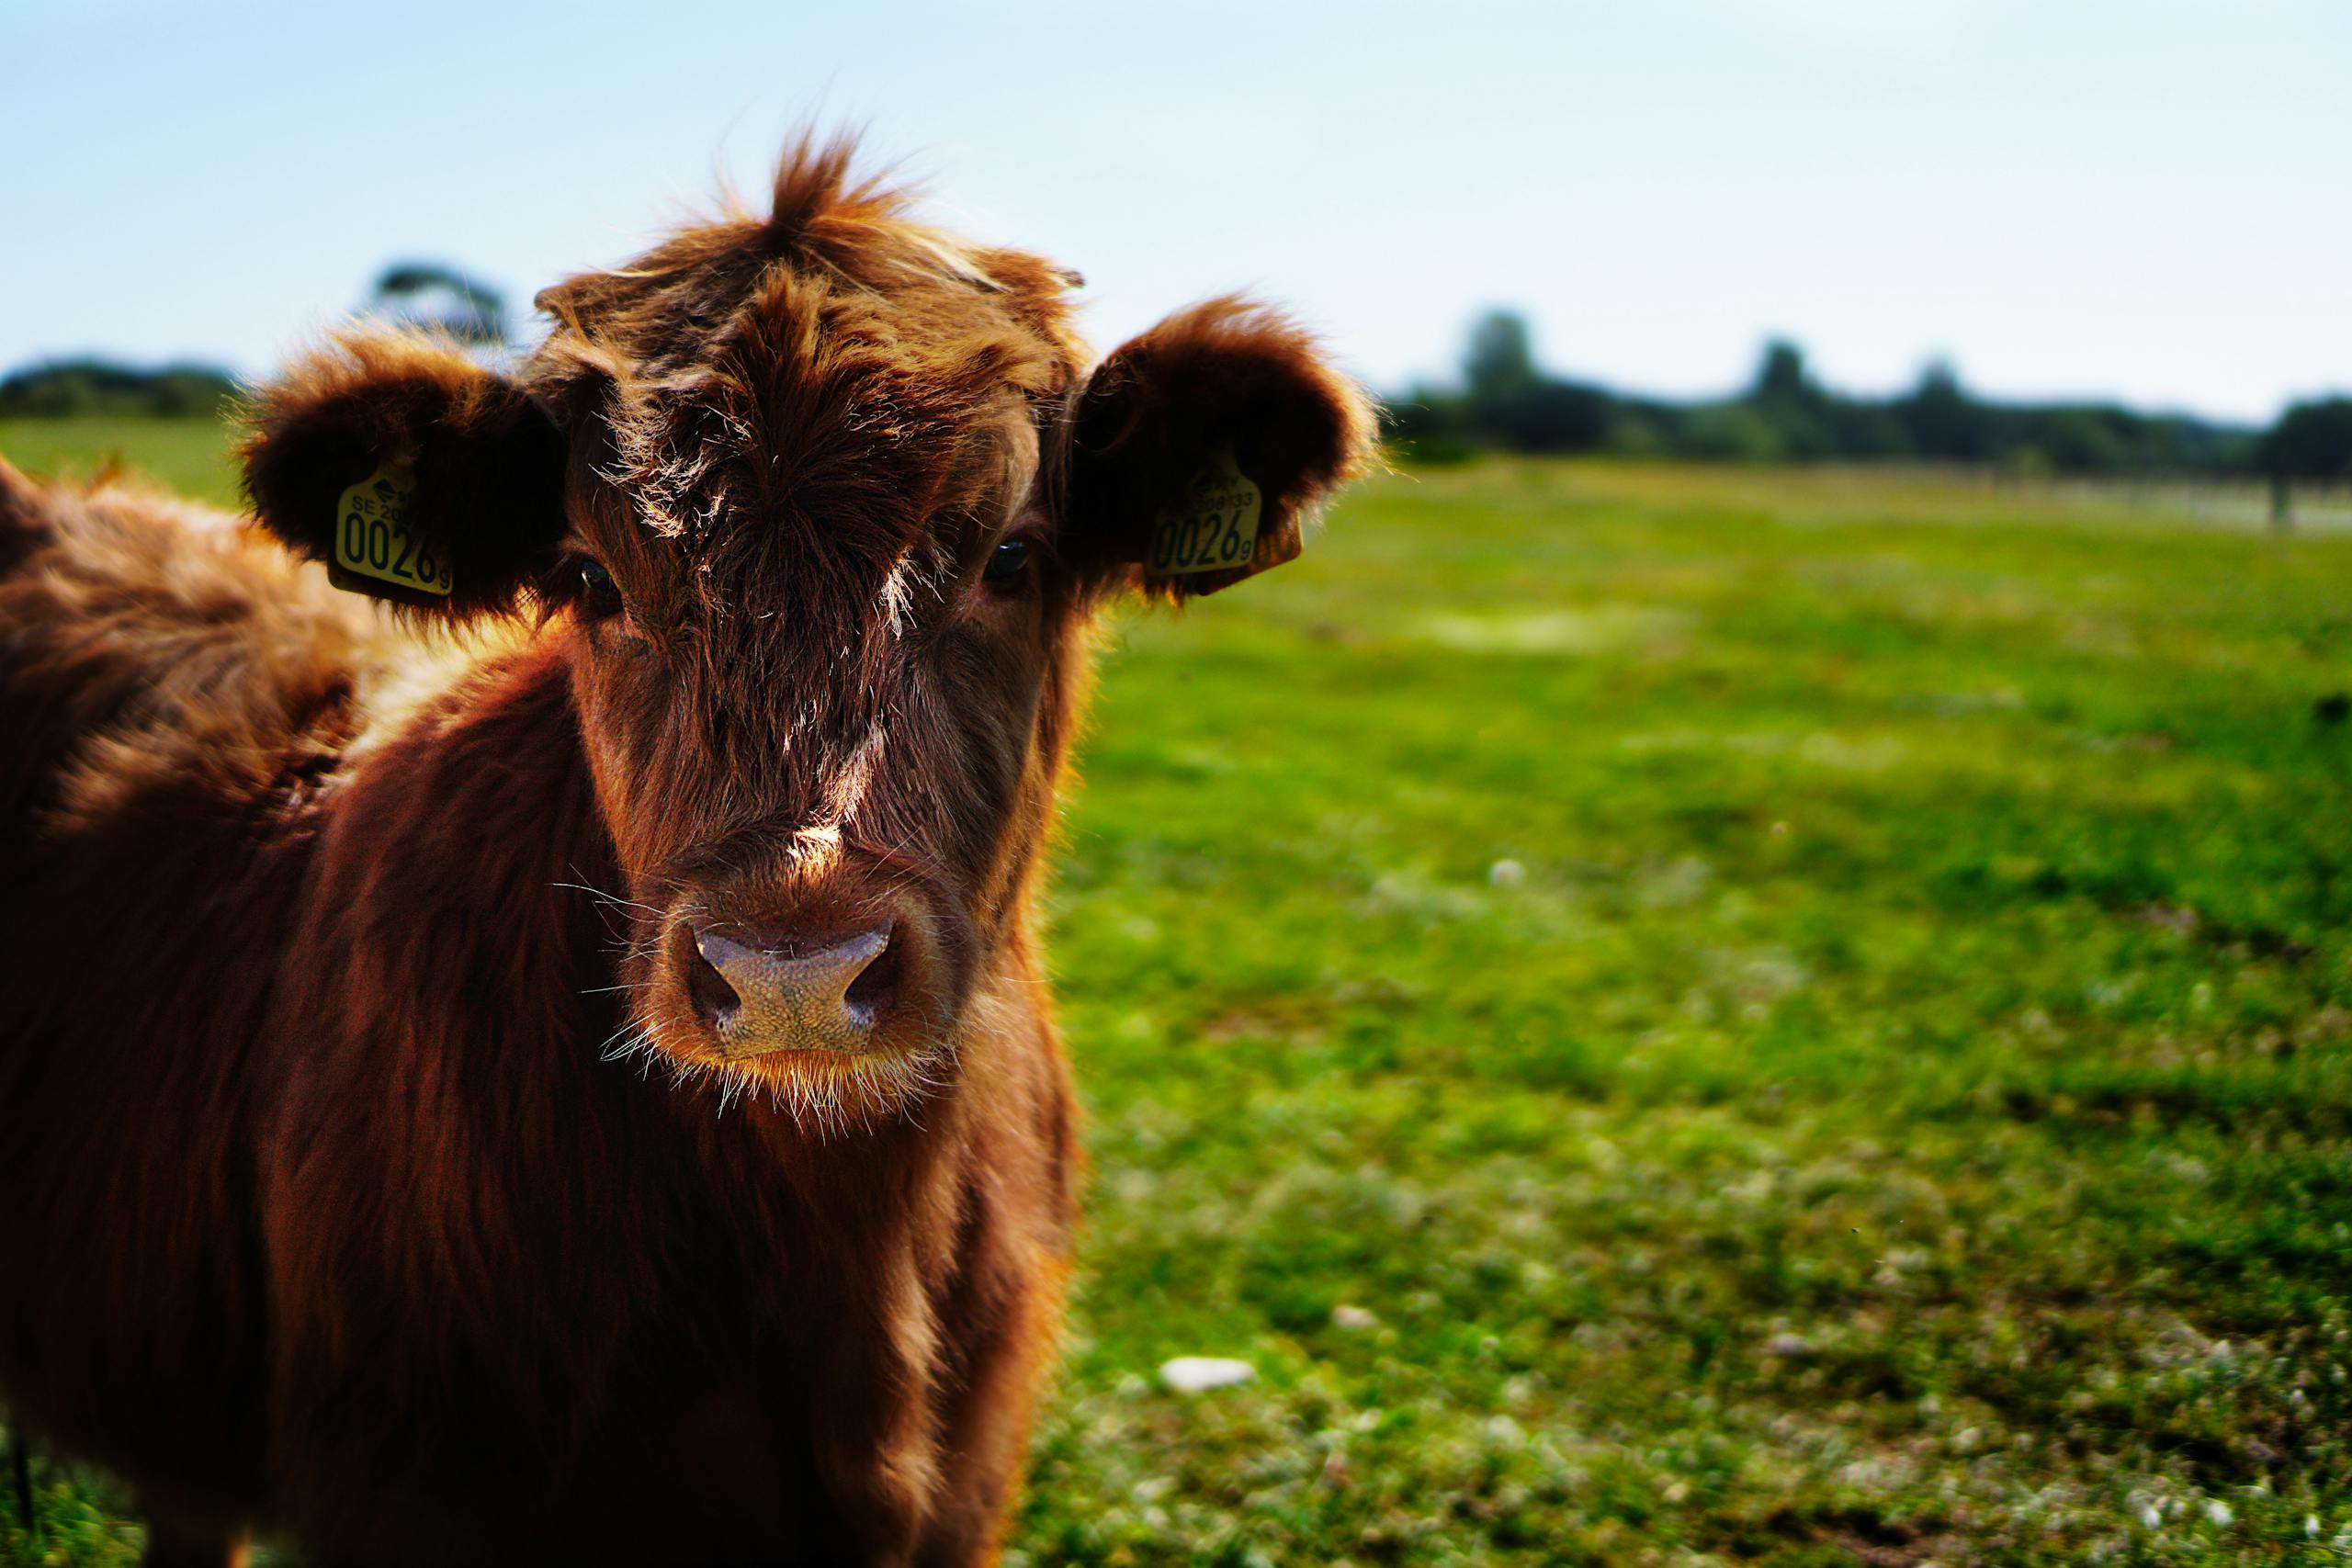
241, 139, 1373, 1119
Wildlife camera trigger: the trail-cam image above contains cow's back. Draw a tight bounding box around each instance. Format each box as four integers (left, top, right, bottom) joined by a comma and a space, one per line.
0, 458, 379, 839
0, 458, 368, 1515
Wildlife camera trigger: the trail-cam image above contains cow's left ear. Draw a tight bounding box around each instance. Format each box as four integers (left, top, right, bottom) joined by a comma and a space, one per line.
1059, 298, 1376, 598
238, 330, 569, 618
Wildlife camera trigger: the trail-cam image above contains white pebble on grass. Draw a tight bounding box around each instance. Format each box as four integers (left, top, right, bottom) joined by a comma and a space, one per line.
1488, 858, 1526, 887
1330, 1304, 1380, 1331
1159, 1357, 1254, 1393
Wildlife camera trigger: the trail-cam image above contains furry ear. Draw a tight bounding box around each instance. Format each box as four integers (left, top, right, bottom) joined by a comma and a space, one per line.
1059, 298, 1376, 598
239, 331, 567, 617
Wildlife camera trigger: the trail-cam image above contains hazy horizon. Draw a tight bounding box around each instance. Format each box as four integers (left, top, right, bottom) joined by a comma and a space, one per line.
5, 0, 2346, 424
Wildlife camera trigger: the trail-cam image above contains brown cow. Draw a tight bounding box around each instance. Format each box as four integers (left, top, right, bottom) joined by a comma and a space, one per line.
0, 137, 1372, 1567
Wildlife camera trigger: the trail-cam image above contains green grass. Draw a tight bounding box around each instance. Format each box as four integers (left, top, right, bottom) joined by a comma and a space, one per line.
0, 416, 246, 510
7, 426, 2352, 1565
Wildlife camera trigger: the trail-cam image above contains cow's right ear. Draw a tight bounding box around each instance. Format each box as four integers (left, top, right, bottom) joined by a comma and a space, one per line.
239, 331, 568, 618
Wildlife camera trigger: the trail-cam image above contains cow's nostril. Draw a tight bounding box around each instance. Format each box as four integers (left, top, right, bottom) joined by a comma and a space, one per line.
685, 938, 743, 1028
842, 930, 899, 1021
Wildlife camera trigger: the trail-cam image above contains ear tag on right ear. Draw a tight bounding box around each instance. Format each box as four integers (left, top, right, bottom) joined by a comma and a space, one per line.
1147, 448, 1264, 579
328, 451, 452, 602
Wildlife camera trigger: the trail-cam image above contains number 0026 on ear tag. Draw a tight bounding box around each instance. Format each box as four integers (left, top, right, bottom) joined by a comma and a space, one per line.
329, 454, 451, 600
1147, 449, 1263, 578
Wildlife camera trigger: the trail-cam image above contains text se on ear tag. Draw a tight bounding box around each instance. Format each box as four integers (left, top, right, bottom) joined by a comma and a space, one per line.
1146, 448, 1269, 581
327, 451, 451, 603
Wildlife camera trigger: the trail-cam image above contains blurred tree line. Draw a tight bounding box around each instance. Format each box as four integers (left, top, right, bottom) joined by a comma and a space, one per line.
7, 288, 2346, 491
1389, 309, 2352, 485
0, 263, 508, 420
0, 360, 239, 419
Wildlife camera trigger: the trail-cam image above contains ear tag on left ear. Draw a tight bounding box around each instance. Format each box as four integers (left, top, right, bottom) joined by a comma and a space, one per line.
328, 450, 452, 602
1147, 448, 1264, 579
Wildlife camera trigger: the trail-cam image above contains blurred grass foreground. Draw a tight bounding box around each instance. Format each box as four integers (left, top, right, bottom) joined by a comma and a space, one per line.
5, 420, 2351, 1566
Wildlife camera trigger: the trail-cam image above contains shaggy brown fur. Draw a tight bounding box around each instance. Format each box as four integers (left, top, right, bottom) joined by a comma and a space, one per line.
0, 136, 1373, 1567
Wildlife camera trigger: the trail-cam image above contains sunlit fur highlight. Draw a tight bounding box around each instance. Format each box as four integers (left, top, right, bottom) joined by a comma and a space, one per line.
0, 134, 1373, 1567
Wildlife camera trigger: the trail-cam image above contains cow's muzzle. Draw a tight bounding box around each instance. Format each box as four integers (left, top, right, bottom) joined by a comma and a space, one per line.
687, 923, 896, 1057
666, 872, 951, 1062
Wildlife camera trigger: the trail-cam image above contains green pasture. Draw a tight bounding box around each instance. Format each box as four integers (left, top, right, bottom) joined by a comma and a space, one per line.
6, 422, 2351, 1565
0, 417, 247, 510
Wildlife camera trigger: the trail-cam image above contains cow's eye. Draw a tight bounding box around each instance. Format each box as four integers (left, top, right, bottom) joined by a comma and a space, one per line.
576, 559, 624, 620
983, 538, 1032, 582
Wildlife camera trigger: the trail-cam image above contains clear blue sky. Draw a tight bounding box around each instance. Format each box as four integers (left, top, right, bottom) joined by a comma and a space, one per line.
5, 0, 2346, 423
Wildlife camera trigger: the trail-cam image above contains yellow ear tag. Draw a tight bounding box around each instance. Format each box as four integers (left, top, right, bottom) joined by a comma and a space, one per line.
1146, 448, 1263, 578
329, 452, 451, 599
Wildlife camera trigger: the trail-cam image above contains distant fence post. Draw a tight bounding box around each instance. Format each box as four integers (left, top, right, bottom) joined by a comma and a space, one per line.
8, 1428, 33, 1544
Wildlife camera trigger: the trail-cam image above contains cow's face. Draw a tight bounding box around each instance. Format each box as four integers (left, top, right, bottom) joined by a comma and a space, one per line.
242, 142, 1372, 1120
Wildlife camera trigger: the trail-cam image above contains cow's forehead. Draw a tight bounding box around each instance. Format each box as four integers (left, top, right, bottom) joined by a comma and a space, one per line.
542, 242, 1075, 557
605, 337, 1046, 569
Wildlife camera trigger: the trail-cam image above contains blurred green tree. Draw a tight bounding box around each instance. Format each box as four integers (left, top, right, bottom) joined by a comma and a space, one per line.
1461, 310, 1611, 453
2261, 396, 2352, 527
2262, 398, 2352, 480
1897, 360, 1987, 461
1753, 339, 1810, 402
369, 263, 509, 347
1464, 310, 1539, 400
